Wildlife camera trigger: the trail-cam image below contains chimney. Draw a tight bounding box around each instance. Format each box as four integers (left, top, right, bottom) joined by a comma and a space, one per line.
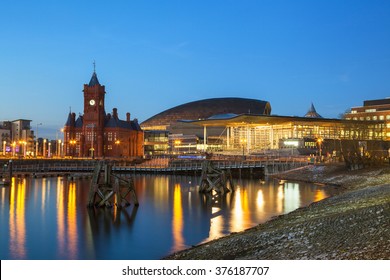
126, 112, 131, 122
71, 113, 76, 126
113, 108, 118, 119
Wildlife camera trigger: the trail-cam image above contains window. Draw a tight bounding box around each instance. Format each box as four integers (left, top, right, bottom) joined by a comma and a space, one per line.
365, 109, 376, 113
366, 116, 371, 120
380, 116, 384, 120
351, 110, 357, 114
373, 116, 377, 120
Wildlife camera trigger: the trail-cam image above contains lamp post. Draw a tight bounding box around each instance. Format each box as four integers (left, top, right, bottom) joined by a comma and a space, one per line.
56, 128, 64, 158
12, 142, 16, 157
317, 137, 323, 161
2, 141, 6, 156
69, 139, 76, 158
43, 139, 47, 158
57, 140, 62, 157
48, 142, 52, 158
36, 123, 42, 157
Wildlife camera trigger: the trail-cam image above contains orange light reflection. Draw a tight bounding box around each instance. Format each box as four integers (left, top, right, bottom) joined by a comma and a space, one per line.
171, 183, 185, 252
9, 178, 26, 258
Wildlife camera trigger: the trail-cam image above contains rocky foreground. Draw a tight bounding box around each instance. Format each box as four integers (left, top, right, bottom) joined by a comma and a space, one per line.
166, 163, 390, 259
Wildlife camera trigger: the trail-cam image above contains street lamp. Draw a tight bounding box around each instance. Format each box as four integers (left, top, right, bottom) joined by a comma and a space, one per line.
317, 137, 323, 159
57, 140, 62, 157
20, 141, 27, 158
36, 123, 42, 157
43, 139, 47, 158
48, 142, 52, 158
12, 142, 16, 157
69, 139, 76, 158
56, 128, 64, 157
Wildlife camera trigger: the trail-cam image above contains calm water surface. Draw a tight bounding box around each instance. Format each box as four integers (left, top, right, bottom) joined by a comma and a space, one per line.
0, 175, 338, 259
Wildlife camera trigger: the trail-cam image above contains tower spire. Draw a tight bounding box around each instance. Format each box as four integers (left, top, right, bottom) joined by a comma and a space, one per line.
88, 61, 100, 87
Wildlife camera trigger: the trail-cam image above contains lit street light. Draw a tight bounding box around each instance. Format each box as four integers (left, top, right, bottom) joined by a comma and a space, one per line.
36, 123, 42, 157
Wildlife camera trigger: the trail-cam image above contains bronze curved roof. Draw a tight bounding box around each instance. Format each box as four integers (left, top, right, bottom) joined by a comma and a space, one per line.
141, 97, 271, 128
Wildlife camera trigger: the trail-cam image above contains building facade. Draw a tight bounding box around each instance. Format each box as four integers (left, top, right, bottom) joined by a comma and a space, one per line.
1, 120, 34, 157
344, 98, 390, 140
63, 71, 143, 158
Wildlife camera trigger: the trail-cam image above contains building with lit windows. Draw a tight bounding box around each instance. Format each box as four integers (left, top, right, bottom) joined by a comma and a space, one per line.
141, 99, 387, 156
0, 120, 34, 157
344, 98, 390, 140
63, 71, 143, 158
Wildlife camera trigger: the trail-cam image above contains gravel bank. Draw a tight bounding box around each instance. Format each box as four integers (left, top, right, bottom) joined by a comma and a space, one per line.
166, 163, 390, 260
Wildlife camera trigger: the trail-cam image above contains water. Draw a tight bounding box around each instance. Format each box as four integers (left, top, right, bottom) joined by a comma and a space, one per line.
0, 175, 338, 259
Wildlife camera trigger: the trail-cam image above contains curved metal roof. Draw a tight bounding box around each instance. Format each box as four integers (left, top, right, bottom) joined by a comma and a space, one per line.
141, 97, 271, 128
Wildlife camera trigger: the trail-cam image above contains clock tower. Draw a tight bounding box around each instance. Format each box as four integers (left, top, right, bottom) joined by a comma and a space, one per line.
64, 67, 144, 159
82, 70, 106, 157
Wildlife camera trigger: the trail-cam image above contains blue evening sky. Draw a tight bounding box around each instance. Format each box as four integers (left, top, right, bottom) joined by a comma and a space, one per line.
1, 0, 390, 138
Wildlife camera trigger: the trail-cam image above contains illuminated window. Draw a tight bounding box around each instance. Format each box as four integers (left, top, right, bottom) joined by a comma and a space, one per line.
365, 109, 376, 113
380, 116, 384, 120
108, 132, 112, 141
360, 117, 364, 121
373, 116, 377, 120
387, 115, 390, 120
366, 117, 371, 120
351, 110, 357, 114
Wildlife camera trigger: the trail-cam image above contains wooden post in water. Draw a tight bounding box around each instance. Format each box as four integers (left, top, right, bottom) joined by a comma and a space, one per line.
87, 161, 139, 208
199, 160, 235, 194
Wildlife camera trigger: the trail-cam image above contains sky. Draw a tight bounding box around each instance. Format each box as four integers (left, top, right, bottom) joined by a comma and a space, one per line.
1, 0, 390, 139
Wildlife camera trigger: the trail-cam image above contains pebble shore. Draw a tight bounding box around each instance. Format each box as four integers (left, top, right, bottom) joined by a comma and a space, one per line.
166, 163, 390, 260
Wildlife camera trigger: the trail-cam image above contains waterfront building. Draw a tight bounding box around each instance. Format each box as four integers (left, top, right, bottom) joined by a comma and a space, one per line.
344, 98, 390, 140
141, 97, 387, 156
0, 120, 34, 157
181, 112, 386, 156
141, 97, 271, 155
63, 71, 143, 158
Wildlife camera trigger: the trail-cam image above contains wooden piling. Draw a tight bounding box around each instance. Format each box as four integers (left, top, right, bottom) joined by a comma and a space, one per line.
87, 161, 139, 208
199, 161, 235, 194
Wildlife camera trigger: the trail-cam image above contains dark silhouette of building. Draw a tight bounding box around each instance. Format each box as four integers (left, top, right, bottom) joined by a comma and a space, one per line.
63, 71, 143, 158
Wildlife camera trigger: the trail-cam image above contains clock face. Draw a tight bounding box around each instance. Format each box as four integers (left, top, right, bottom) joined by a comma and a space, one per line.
89, 99, 96, 106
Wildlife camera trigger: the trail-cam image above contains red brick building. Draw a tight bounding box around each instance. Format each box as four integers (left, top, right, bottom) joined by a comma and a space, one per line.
63, 71, 143, 158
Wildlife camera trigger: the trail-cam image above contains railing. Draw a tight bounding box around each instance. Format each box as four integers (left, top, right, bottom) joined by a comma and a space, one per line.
3, 158, 309, 175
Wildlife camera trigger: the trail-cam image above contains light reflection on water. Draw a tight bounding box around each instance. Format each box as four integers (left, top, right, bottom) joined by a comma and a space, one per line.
0, 175, 338, 260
